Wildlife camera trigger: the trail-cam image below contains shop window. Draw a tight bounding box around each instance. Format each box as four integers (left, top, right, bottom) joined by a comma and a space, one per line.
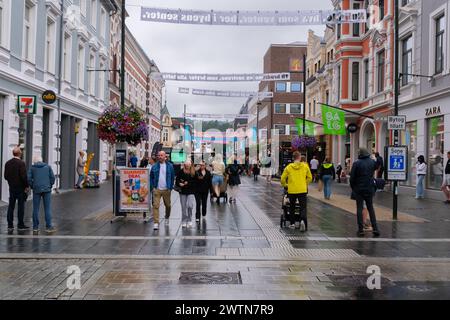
274, 104, 286, 114
400, 122, 417, 187
427, 116, 444, 189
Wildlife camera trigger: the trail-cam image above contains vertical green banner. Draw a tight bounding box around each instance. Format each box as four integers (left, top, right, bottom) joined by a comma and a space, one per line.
321, 104, 346, 135
295, 118, 315, 136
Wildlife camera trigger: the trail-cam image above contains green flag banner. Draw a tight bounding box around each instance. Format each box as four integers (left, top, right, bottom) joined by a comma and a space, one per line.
321, 104, 346, 135
295, 118, 315, 136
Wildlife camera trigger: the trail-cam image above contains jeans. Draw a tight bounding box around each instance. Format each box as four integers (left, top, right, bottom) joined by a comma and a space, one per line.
322, 175, 332, 199
180, 194, 195, 223
76, 174, 84, 187
212, 175, 224, 186
416, 175, 425, 198
32, 192, 52, 229
7, 189, 26, 228
355, 192, 378, 232
287, 193, 308, 229
195, 192, 208, 219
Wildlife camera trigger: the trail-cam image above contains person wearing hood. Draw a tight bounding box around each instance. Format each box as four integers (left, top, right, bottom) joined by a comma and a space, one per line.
319, 158, 336, 200
28, 156, 56, 235
350, 148, 380, 237
226, 158, 243, 203
415, 155, 427, 199
281, 152, 312, 231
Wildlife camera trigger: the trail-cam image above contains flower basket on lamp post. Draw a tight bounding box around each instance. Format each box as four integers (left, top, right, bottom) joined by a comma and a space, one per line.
291, 135, 317, 156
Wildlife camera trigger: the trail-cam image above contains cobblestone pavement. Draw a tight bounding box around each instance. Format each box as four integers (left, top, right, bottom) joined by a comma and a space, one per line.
0, 176, 449, 299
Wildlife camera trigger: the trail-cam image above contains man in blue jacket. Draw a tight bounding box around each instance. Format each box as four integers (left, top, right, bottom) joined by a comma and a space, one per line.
28, 156, 56, 235
150, 151, 175, 230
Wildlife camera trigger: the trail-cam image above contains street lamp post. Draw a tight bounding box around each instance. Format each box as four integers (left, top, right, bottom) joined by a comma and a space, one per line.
256, 101, 261, 162
393, 0, 400, 220
120, 0, 126, 108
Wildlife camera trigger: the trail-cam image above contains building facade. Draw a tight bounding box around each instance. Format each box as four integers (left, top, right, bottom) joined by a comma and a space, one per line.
0, 0, 116, 201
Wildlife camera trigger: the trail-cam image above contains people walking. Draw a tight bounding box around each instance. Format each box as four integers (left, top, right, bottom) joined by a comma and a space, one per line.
176, 160, 196, 228
252, 161, 260, 181
350, 148, 380, 238
129, 153, 138, 168
194, 161, 212, 222
375, 152, 384, 179
443, 151, 450, 204
4, 147, 30, 233
415, 155, 427, 199
211, 154, 225, 204
336, 163, 343, 183
263, 153, 273, 184
139, 155, 149, 168
75, 151, 86, 189
280, 152, 312, 231
226, 159, 243, 203
150, 151, 175, 230
310, 156, 319, 183
319, 159, 336, 200
28, 156, 56, 235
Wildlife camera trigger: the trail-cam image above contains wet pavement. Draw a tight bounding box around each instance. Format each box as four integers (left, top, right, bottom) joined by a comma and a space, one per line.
0, 176, 449, 299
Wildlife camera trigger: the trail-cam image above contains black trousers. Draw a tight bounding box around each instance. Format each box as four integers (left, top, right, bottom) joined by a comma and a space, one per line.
355, 193, 379, 232
7, 189, 26, 228
253, 174, 258, 181
287, 193, 308, 229
195, 192, 208, 219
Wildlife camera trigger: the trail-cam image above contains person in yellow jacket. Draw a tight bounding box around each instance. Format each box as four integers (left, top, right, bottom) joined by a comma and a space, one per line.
281, 151, 312, 231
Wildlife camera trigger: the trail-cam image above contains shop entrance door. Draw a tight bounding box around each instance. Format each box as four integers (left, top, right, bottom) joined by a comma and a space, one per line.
60, 114, 77, 190
87, 122, 100, 170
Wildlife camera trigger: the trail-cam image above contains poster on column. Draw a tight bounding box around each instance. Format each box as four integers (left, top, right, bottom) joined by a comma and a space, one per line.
321, 104, 346, 135
119, 169, 150, 211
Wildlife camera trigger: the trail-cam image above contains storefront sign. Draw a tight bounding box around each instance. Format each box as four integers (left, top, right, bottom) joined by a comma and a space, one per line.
154, 72, 290, 82
17, 95, 37, 114
388, 116, 406, 130
119, 169, 150, 212
42, 90, 57, 104
321, 104, 346, 136
140, 7, 367, 26
347, 123, 358, 133
295, 118, 315, 136
386, 146, 408, 181
425, 106, 441, 117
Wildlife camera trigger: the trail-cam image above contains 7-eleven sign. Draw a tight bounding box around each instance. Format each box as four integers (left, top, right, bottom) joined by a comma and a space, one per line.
17, 95, 37, 114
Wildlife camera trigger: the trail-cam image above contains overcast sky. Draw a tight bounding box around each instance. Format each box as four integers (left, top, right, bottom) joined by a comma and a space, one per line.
126, 0, 332, 118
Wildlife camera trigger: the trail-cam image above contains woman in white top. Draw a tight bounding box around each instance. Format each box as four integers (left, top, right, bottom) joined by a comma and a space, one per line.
415, 155, 427, 199
211, 154, 225, 204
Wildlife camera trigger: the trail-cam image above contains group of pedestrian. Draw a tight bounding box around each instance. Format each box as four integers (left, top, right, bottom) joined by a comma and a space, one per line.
415, 151, 450, 203
4, 147, 56, 235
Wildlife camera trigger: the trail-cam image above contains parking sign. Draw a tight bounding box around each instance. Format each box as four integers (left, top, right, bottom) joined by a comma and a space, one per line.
385, 146, 408, 181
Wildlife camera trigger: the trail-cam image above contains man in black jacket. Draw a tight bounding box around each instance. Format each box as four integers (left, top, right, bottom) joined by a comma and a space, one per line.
4, 147, 30, 233
350, 148, 380, 238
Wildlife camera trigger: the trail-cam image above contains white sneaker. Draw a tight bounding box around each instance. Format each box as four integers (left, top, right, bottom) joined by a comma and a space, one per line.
182, 223, 187, 228
153, 223, 159, 230
165, 219, 170, 225
289, 224, 296, 229
300, 221, 306, 232
188, 222, 193, 228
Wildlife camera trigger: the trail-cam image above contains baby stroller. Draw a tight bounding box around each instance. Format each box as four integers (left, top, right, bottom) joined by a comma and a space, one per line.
210, 174, 228, 204
280, 189, 302, 228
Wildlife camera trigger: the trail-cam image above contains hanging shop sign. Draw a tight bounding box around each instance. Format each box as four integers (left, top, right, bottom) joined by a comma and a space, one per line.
119, 169, 150, 212
295, 118, 316, 136
42, 90, 57, 104
347, 123, 358, 133
17, 95, 37, 114
321, 104, 346, 136
178, 87, 274, 98
154, 72, 290, 82
140, 7, 367, 26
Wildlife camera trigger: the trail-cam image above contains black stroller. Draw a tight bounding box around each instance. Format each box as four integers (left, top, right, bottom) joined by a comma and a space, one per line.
280, 189, 304, 228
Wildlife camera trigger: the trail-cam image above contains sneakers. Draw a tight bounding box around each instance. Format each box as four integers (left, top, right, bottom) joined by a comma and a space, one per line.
289, 224, 296, 229
300, 221, 306, 232
357, 230, 365, 237
373, 230, 381, 238
45, 227, 56, 234
7, 228, 14, 234
153, 223, 159, 230
33, 229, 39, 235
187, 222, 193, 228
295, 221, 300, 229
18, 225, 30, 231
229, 197, 233, 203
196, 219, 200, 223
182, 223, 187, 228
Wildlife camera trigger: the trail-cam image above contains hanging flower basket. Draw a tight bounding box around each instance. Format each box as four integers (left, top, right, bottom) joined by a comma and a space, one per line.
97, 106, 149, 146
292, 135, 317, 151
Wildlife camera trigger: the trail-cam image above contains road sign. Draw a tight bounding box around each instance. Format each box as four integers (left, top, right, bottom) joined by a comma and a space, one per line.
17, 95, 37, 114
388, 116, 406, 130
385, 146, 408, 181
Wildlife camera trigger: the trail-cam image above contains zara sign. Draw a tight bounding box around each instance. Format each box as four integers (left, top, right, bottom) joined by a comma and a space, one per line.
425, 106, 441, 117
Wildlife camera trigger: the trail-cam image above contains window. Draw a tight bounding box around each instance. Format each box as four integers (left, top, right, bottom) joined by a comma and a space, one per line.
46, 18, 56, 74
313, 100, 316, 116
427, 116, 444, 190
163, 129, 169, 142
88, 52, 95, 95
23, 2, 35, 62
337, 23, 341, 40
401, 0, 410, 6
401, 35, 413, 86
0, 0, 4, 46
326, 90, 329, 104
290, 82, 302, 92
353, 2, 360, 37
78, 44, 85, 90
99, 60, 105, 100
274, 104, 286, 114
434, 14, 445, 74
337, 65, 341, 100
63, 34, 71, 81
364, 59, 369, 98
308, 103, 311, 117
90, 0, 97, 28
290, 104, 302, 114
379, 0, 385, 21
276, 82, 286, 92
274, 124, 286, 135
352, 62, 360, 101
377, 50, 385, 93
100, 8, 106, 40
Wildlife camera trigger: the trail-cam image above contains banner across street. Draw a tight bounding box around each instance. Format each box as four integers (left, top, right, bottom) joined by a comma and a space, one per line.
153, 72, 290, 82
178, 87, 274, 98
141, 7, 367, 26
